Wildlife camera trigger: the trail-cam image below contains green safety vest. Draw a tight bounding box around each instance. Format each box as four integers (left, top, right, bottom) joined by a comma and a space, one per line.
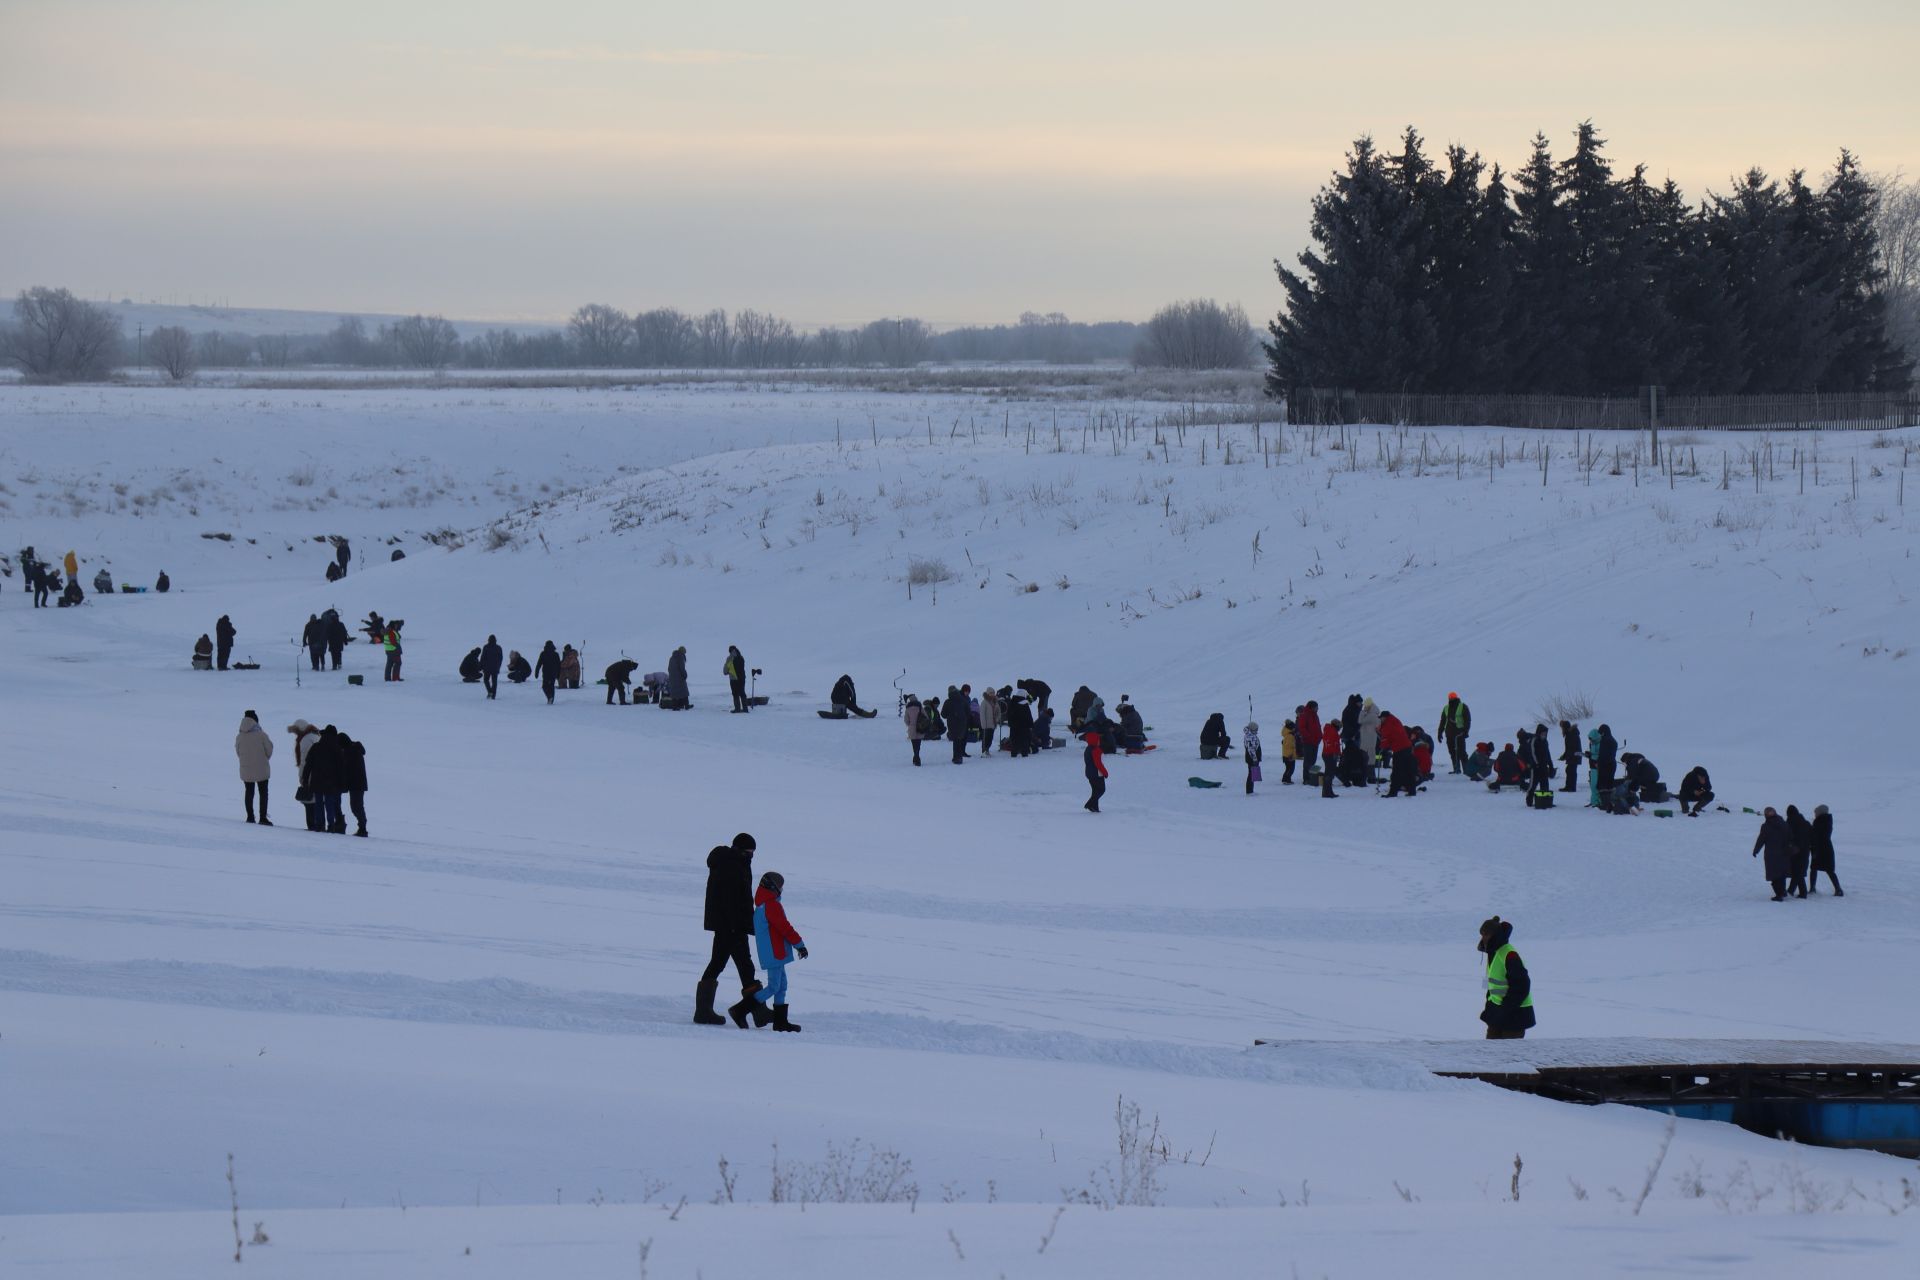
1441, 701, 1466, 731
1486, 943, 1532, 1008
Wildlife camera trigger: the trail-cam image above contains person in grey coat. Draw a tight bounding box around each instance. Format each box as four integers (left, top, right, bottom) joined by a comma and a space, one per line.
235, 710, 273, 825
666, 646, 690, 708
1751, 807, 1794, 901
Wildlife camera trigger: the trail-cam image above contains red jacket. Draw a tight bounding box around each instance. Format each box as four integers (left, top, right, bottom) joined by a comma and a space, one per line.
1377, 713, 1411, 754
1413, 743, 1433, 774
1298, 706, 1321, 744
753, 885, 804, 962
1321, 723, 1340, 756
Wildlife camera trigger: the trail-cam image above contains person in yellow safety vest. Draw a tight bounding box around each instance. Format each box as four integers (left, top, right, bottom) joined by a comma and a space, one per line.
1477, 915, 1535, 1040
64, 549, 79, 579
382, 625, 403, 682
1439, 692, 1472, 774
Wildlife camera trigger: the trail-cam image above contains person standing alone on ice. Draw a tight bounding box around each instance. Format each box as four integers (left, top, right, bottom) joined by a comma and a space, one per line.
1243, 721, 1263, 795
725, 645, 749, 713
1439, 693, 1471, 774
382, 622, 403, 682
1477, 916, 1535, 1040
744, 870, 806, 1032
235, 709, 273, 826
1083, 730, 1108, 812
215, 614, 236, 671
697, 833, 766, 1027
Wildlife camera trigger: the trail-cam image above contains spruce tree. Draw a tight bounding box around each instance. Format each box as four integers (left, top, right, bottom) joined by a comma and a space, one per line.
1267, 135, 1438, 393
1820, 150, 1911, 390
1507, 133, 1572, 391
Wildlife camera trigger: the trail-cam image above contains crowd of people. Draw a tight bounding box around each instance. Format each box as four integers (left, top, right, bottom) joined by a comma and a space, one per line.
17, 546, 168, 607
1751, 804, 1843, 900
900, 678, 1065, 767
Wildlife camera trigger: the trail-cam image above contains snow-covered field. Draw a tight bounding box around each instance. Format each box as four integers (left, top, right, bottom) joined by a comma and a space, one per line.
2, 384, 1917, 1277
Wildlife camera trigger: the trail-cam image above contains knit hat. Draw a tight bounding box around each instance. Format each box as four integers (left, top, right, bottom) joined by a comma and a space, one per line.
1815, 804, 1829, 817
1245, 722, 1259, 733
733, 832, 757, 853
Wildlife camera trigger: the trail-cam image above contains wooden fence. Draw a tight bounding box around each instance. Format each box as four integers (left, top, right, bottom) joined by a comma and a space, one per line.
1285, 388, 1919, 431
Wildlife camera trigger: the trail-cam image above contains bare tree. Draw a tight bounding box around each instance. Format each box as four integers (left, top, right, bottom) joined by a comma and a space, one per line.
695, 308, 732, 367
0, 286, 122, 382
1875, 171, 1920, 373
148, 325, 197, 381
254, 334, 292, 367
633, 307, 697, 366
195, 330, 254, 368
856, 317, 932, 367
569, 303, 632, 366
390, 314, 461, 369
1133, 299, 1256, 369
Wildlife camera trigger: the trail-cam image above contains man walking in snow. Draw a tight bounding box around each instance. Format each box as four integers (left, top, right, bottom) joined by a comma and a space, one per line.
480, 635, 503, 699
534, 641, 561, 704
302, 613, 325, 672
1083, 731, 1109, 812
696, 832, 764, 1026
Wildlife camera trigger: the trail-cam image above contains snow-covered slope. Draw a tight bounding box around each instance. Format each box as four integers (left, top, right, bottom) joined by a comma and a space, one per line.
3, 385, 1917, 1276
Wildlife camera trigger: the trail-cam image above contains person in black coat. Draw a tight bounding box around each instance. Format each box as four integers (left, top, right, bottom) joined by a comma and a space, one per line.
215, 615, 236, 671
1592, 724, 1618, 796
1678, 767, 1714, 817
1784, 805, 1813, 899
459, 648, 484, 682
1004, 694, 1035, 758
324, 610, 348, 670
1069, 686, 1093, 733
942, 686, 969, 763
1017, 678, 1051, 719
1529, 724, 1555, 796
1200, 713, 1232, 760
507, 649, 532, 683
301, 725, 347, 834
1752, 807, 1794, 900
480, 635, 503, 699
333, 536, 351, 574
303, 614, 326, 671
155, 570, 170, 593
696, 833, 763, 1026
1809, 805, 1842, 895
1558, 721, 1581, 793
338, 730, 369, 837
534, 640, 561, 704
605, 658, 639, 704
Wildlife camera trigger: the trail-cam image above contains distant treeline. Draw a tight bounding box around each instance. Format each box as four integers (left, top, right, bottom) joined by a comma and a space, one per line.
1268, 124, 1917, 397
179, 309, 1154, 371
3, 294, 1260, 381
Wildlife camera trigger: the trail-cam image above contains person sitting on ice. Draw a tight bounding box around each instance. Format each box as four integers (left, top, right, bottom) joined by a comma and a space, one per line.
458, 648, 484, 682
1463, 741, 1495, 782
1490, 743, 1527, 792
1620, 752, 1663, 803
1115, 696, 1148, 753
155, 570, 170, 593
507, 650, 532, 683
192, 633, 214, 670
829, 674, 874, 718
92, 568, 113, 596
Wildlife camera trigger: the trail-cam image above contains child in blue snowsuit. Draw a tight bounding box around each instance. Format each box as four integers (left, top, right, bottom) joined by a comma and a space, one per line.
749, 871, 806, 1032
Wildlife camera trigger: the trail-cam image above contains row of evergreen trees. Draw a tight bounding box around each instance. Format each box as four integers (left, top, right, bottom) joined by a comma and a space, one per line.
1266, 124, 1911, 397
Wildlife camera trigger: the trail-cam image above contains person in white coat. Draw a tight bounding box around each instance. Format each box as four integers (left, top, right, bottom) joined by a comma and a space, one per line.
286, 717, 323, 831
236, 710, 274, 825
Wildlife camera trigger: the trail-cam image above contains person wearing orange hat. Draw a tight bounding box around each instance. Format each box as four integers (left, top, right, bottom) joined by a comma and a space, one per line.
1438, 692, 1471, 775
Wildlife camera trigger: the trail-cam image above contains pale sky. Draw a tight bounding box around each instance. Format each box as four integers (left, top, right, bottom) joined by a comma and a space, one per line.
2, 0, 1915, 327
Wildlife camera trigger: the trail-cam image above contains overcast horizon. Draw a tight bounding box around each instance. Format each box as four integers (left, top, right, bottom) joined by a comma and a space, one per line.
4, 0, 1916, 328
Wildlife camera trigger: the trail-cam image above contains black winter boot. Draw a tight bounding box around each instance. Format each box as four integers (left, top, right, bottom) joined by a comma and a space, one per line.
693, 979, 726, 1026
728, 982, 772, 1028
771, 1004, 801, 1032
